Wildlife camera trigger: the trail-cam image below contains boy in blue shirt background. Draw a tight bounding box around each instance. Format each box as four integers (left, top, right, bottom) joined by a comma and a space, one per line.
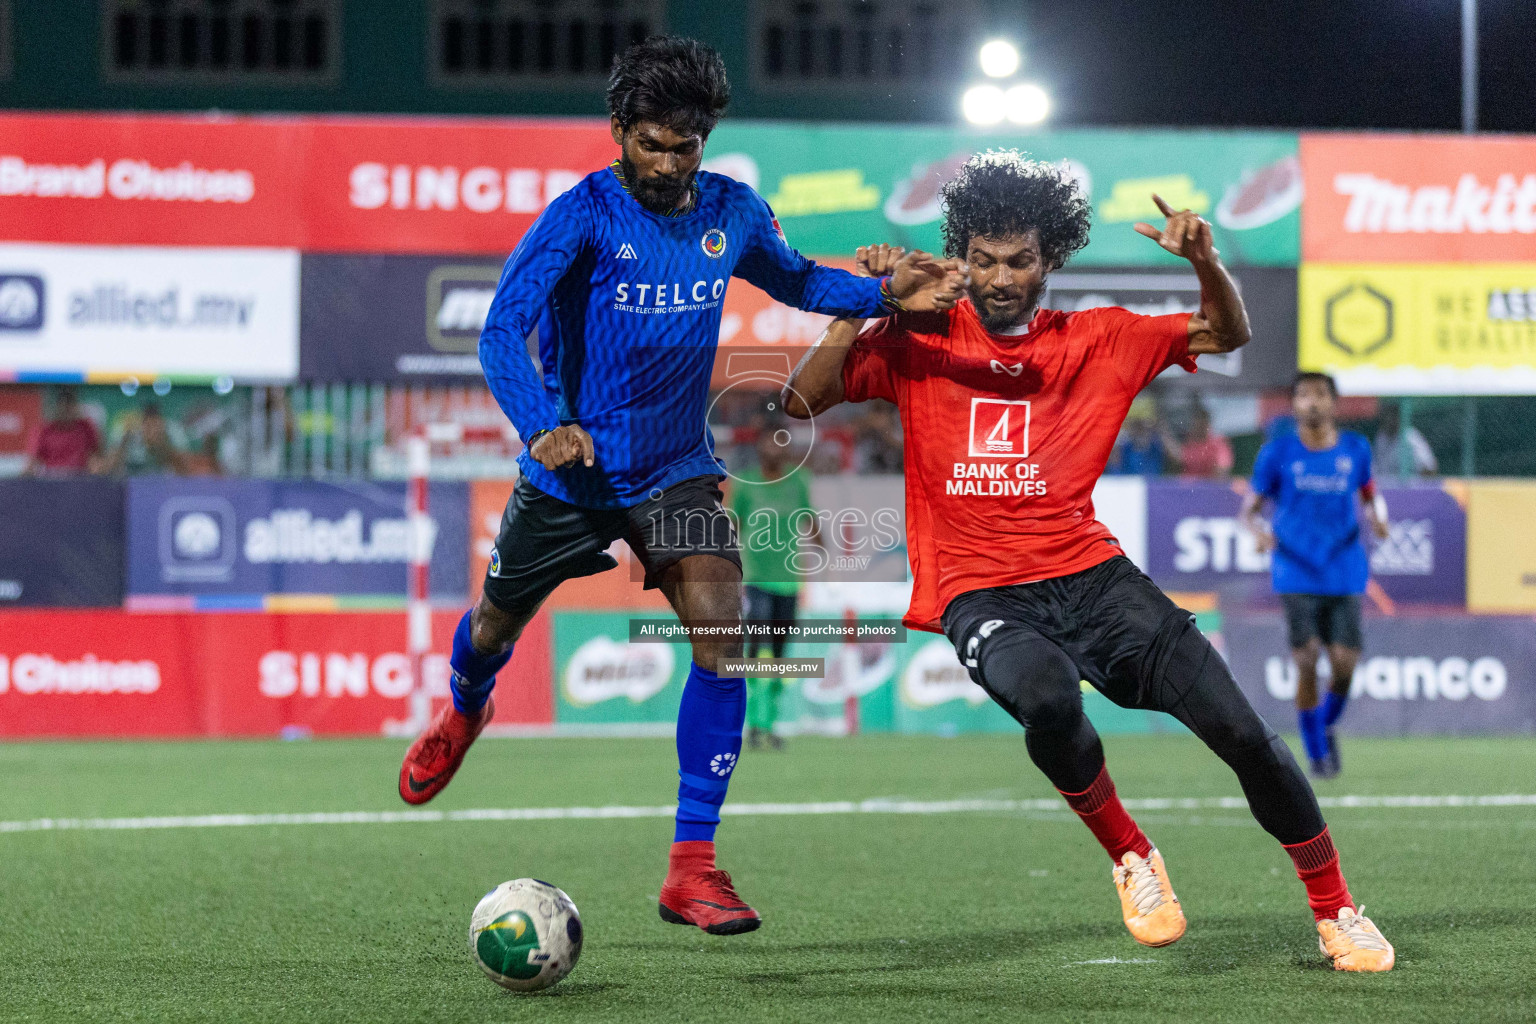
1241, 373, 1390, 779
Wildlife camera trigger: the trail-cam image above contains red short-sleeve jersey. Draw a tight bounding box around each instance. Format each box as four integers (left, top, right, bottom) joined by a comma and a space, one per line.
843, 298, 1195, 632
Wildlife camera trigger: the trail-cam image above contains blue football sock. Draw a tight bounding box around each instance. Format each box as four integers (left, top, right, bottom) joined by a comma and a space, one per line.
1320, 690, 1349, 730
448, 609, 512, 714
674, 662, 746, 843
1297, 707, 1326, 763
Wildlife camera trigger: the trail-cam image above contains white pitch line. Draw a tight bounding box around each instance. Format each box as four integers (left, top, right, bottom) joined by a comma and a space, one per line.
1, 793, 1533, 836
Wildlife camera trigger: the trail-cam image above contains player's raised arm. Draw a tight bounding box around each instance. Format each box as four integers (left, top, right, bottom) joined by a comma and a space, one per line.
1134, 194, 1251, 355
782, 244, 917, 419
479, 194, 595, 468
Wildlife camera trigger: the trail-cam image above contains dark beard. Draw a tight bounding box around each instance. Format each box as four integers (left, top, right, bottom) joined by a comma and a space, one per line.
620, 155, 692, 214
974, 296, 1037, 332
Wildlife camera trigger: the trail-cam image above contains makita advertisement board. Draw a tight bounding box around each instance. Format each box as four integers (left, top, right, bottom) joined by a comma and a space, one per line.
1221, 612, 1536, 735
125, 478, 469, 602
1145, 480, 1466, 608
1300, 133, 1536, 263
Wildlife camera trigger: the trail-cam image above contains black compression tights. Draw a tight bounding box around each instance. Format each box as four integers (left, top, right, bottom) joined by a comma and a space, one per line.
973, 619, 1325, 846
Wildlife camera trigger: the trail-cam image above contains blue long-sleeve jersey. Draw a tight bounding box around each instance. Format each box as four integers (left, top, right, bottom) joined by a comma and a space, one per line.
478, 166, 890, 508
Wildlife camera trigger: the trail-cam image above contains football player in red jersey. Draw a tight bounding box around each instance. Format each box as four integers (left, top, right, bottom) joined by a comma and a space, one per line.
783, 151, 1394, 971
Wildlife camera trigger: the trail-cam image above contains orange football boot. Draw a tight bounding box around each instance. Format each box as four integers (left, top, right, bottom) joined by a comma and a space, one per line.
1318, 906, 1395, 972
1112, 849, 1187, 947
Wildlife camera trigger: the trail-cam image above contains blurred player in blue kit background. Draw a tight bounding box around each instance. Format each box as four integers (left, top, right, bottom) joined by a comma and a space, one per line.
1242, 373, 1390, 779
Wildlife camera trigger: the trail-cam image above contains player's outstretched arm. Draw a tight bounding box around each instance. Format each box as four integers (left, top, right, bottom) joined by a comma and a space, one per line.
782, 244, 905, 419
733, 188, 964, 317
1134, 194, 1251, 355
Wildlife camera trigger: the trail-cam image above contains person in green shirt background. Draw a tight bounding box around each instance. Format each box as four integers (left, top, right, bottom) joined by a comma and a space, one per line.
729, 430, 821, 750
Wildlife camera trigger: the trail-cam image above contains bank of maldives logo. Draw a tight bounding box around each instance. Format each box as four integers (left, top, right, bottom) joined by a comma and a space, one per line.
701, 228, 727, 259
968, 398, 1031, 458
0, 275, 45, 332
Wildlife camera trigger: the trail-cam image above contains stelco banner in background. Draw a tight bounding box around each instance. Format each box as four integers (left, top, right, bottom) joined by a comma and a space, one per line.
0, 244, 300, 381
1145, 480, 1466, 608
125, 478, 469, 602
1298, 263, 1536, 395
0, 478, 125, 608
0, 609, 551, 738
1300, 133, 1536, 263
1221, 612, 1536, 735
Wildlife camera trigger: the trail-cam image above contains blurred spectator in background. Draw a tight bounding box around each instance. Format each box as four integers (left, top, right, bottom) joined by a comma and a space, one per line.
1108, 411, 1175, 475
24, 386, 101, 476
181, 399, 240, 476
1176, 405, 1234, 479
100, 403, 190, 475
1373, 404, 1437, 478
855, 402, 903, 474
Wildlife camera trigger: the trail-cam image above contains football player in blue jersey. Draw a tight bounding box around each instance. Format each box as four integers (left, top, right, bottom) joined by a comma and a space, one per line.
398, 35, 965, 935
1241, 373, 1390, 780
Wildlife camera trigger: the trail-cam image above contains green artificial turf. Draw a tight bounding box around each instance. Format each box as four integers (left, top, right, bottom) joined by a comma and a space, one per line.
1, 734, 1533, 1023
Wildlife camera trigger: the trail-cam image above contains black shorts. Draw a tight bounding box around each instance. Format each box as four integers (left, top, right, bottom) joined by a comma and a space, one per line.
1280, 593, 1363, 650
941, 556, 1196, 711
482, 475, 741, 614
743, 585, 799, 659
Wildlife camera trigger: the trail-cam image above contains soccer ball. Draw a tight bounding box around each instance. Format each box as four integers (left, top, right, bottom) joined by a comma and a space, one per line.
469, 878, 583, 992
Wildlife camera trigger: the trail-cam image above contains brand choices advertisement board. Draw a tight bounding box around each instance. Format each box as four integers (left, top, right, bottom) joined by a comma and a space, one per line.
125, 478, 469, 602
0, 113, 613, 254
1221, 612, 1536, 735
0, 609, 550, 738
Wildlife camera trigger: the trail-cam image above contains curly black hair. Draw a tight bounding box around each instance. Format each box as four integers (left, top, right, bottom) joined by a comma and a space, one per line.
940, 150, 1093, 270
606, 36, 731, 139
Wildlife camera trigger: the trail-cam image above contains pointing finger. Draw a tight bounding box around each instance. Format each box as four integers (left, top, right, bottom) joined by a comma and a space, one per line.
1152, 193, 1176, 218
1133, 222, 1162, 240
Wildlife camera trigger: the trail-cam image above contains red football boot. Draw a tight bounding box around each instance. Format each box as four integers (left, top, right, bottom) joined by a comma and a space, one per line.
398, 697, 495, 805
657, 840, 762, 935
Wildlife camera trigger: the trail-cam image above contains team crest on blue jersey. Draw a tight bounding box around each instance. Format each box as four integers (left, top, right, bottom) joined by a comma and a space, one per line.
701, 228, 728, 259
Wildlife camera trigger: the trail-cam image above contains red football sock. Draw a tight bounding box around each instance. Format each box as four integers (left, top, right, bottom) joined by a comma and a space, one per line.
1283, 827, 1354, 921
1058, 765, 1154, 862
665, 840, 716, 884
